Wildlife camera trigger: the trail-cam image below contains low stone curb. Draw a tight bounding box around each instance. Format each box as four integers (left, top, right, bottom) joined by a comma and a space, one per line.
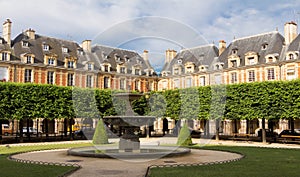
8, 151, 81, 177
144, 149, 245, 177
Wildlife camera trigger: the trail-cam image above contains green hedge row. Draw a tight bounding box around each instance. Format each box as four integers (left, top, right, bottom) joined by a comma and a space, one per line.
1, 79, 300, 121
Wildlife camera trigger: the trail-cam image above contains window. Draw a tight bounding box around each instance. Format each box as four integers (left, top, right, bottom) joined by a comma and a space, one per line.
120, 67, 126, 74
43, 44, 49, 51
22, 41, 29, 47
248, 70, 255, 82
67, 73, 74, 86
215, 64, 220, 70
232, 49, 238, 55
104, 77, 109, 89
2, 52, 8, 61
267, 57, 274, 63
0, 67, 8, 81
186, 66, 192, 73
47, 71, 54, 84
68, 61, 74, 68
87, 63, 93, 71
77, 49, 83, 55
178, 59, 182, 64
135, 69, 140, 75
231, 72, 237, 83
48, 58, 55, 65
24, 69, 32, 83
162, 81, 168, 90
104, 65, 109, 72
62, 47, 68, 53
135, 80, 140, 91
26, 56, 32, 64
288, 53, 294, 60
230, 60, 237, 67
199, 76, 205, 86
262, 44, 268, 50
267, 68, 275, 80
86, 75, 93, 88
214, 74, 222, 85
174, 68, 179, 75
120, 78, 125, 90
287, 69, 295, 80
248, 57, 255, 65
186, 78, 192, 88
174, 79, 180, 88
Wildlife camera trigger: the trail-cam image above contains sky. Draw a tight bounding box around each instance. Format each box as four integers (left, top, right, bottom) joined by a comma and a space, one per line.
0, 0, 300, 72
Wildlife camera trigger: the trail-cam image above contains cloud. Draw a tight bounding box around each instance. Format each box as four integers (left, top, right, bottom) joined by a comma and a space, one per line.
0, 0, 299, 72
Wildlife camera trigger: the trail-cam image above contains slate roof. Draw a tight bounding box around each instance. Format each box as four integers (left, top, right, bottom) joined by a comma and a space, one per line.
219, 31, 285, 68
0, 37, 12, 51
161, 44, 219, 73
12, 32, 155, 75
287, 34, 300, 53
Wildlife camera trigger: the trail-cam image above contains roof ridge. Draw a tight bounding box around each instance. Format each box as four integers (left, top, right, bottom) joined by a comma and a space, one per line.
93, 44, 138, 54
36, 34, 78, 44
180, 44, 216, 52
232, 31, 279, 42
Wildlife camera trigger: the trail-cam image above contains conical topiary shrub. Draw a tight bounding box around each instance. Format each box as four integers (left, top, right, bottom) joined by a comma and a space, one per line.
176, 122, 193, 146
92, 118, 109, 145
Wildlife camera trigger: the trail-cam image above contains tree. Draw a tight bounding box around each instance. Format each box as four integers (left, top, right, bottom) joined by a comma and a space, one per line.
92, 118, 109, 145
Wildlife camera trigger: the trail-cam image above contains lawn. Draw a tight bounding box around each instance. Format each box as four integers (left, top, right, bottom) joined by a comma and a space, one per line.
149, 146, 300, 177
0, 142, 92, 177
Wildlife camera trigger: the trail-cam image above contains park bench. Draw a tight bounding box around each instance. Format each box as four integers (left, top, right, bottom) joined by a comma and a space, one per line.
231, 133, 251, 141
279, 135, 300, 143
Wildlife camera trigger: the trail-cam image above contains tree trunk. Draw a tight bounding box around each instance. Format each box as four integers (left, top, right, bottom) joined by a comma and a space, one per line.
262, 118, 267, 143
0, 119, 2, 143
290, 118, 295, 134
215, 119, 220, 141
19, 119, 24, 143
45, 119, 49, 139
69, 118, 73, 140
64, 119, 68, 137
27, 119, 30, 141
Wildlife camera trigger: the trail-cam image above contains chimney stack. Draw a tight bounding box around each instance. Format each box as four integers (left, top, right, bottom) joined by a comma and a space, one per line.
219, 40, 226, 55
165, 49, 177, 63
25, 28, 35, 40
82, 40, 92, 52
3, 19, 12, 46
143, 50, 149, 61
284, 21, 298, 45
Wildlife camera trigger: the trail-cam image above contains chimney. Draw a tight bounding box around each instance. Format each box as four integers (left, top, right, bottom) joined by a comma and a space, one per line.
82, 40, 92, 52
165, 49, 177, 63
25, 28, 35, 40
143, 50, 149, 61
219, 40, 226, 55
3, 19, 12, 46
284, 21, 298, 45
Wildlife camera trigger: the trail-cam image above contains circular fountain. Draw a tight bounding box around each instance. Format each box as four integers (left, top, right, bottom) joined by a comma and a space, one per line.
68, 93, 191, 159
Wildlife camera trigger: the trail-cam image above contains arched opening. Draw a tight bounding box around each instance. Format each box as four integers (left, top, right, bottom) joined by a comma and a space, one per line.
163, 118, 169, 135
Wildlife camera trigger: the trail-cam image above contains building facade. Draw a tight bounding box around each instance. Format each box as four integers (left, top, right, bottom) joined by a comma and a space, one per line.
1, 18, 300, 137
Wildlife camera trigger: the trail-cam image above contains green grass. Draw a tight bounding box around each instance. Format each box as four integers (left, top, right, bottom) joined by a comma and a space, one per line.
0, 142, 92, 177
149, 146, 300, 177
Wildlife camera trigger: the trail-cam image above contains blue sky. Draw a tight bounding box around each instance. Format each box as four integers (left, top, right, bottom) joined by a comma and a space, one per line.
0, 0, 299, 72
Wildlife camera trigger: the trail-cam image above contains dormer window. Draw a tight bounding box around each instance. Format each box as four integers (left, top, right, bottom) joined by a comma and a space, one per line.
289, 53, 294, 60
43, 44, 49, 51
104, 65, 109, 72
174, 68, 179, 75
215, 64, 220, 70
22, 41, 29, 47
68, 61, 74, 68
120, 67, 126, 74
48, 58, 55, 65
232, 49, 238, 55
262, 44, 268, 50
178, 59, 182, 64
248, 57, 255, 65
1, 52, 8, 61
26, 56, 32, 64
87, 63, 93, 71
137, 59, 142, 64
245, 52, 258, 65
135, 68, 140, 75
62, 47, 68, 53
77, 49, 83, 55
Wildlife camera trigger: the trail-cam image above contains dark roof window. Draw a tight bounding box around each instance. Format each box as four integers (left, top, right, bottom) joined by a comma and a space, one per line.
62, 47, 68, 53
43, 44, 49, 51
262, 43, 268, 50
22, 41, 29, 47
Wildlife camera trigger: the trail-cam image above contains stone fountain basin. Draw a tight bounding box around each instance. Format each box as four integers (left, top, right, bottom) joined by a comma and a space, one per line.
67, 145, 191, 159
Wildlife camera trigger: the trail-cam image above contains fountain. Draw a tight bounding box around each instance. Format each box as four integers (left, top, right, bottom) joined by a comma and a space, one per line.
68, 92, 190, 159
